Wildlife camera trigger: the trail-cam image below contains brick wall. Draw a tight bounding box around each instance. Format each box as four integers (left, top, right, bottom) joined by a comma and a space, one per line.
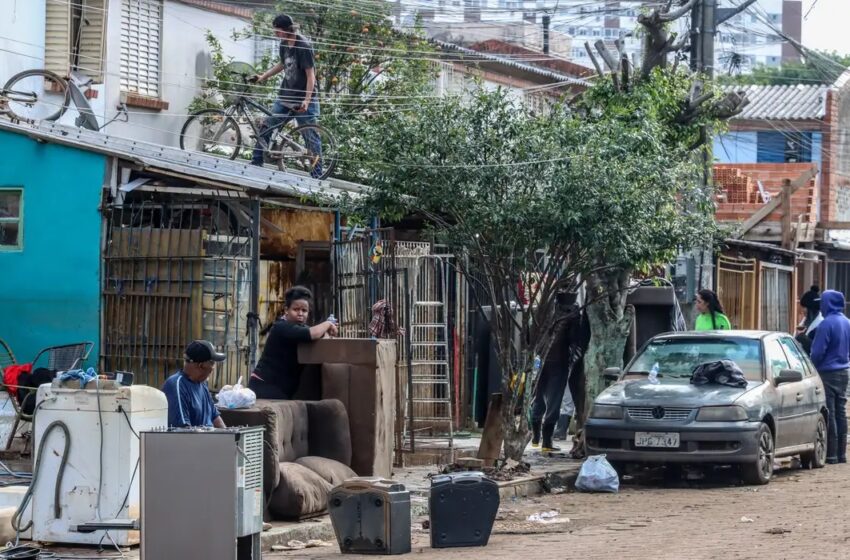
714, 163, 819, 226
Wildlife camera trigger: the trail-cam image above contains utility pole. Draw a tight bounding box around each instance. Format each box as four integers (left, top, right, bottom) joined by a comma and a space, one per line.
687, 0, 757, 291
700, 0, 716, 77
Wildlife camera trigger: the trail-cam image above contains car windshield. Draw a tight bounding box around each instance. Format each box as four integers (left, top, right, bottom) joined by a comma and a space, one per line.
627, 337, 763, 382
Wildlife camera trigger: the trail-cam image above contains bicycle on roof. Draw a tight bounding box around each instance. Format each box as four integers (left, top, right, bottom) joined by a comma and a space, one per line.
179, 62, 337, 180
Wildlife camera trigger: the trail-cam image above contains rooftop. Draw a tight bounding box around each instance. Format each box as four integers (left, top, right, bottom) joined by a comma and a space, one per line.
468, 39, 596, 79
724, 84, 828, 121
433, 39, 590, 87
0, 120, 366, 201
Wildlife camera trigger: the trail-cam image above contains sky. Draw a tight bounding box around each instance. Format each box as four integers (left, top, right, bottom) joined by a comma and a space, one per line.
801, 0, 850, 55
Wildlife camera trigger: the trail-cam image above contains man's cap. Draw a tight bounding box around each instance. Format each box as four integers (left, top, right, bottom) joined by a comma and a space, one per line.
184, 340, 226, 363
273, 14, 295, 30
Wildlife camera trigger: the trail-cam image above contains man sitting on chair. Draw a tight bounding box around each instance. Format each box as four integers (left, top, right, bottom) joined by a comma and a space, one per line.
162, 340, 227, 428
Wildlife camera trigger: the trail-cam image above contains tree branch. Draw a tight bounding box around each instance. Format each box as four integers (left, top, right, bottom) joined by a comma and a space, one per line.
584, 41, 604, 77
659, 0, 698, 22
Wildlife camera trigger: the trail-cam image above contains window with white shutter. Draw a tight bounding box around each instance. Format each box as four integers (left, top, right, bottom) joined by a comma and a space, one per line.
120, 0, 163, 98
45, 0, 107, 82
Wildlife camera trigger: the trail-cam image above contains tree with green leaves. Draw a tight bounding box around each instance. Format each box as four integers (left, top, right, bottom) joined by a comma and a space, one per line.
345, 66, 723, 459
718, 50, 850, 86
345, 0, 749, 461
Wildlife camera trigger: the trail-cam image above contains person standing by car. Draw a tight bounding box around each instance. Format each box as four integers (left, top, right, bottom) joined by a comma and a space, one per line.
694, 289, 732, 331
250, 14, 321, 175
800, 285, 821, 327
810, 290, 850, 464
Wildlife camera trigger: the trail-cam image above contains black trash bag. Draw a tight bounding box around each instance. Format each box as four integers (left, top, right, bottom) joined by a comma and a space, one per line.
16, 368, 56, 415
690, 360, 748, 388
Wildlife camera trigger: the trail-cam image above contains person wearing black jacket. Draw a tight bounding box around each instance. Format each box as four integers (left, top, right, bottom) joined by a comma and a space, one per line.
529, 293, 590, 453
800, 285, 821, 327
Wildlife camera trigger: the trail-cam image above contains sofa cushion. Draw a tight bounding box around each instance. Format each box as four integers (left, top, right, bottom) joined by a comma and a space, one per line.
295, 456, 356, 486
269, 462, 332, 519
305, 399, 352, 466
265, 400, 309, 463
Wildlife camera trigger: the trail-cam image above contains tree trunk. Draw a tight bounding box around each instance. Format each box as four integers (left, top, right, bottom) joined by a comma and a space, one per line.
573, 268, 634, 457
500, 349, 536, 462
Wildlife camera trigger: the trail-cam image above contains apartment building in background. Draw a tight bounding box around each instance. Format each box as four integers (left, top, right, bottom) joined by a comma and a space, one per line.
394, 0, 804, 74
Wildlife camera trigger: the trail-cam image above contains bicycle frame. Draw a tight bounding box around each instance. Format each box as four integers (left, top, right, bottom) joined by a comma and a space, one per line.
222, 93, 301, 152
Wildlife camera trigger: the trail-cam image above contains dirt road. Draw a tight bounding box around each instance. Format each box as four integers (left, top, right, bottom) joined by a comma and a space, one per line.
270, 463, 850, 560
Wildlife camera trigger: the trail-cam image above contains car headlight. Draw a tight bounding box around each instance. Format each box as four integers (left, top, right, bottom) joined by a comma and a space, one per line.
590, 404, 624, 420
696, 406, 747, 422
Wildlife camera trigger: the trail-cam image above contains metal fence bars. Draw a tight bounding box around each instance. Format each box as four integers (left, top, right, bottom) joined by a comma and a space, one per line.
101, 196, 254, 390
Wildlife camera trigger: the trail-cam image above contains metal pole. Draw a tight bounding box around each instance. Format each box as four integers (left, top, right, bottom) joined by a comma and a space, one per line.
702, 0, 717, 78
249, 197, 261, 369
542, 15, 551, 55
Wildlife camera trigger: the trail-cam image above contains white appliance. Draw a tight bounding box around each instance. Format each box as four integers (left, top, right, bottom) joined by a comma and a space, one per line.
30, 382, 168, 545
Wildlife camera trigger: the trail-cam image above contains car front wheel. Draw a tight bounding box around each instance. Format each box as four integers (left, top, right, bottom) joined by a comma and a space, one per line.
800, 414, 827, 469
741, 423, 774, 485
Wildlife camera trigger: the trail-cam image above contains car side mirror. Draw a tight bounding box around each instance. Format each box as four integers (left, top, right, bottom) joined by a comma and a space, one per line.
602, 368, 622, 382
776, 369, 804, 386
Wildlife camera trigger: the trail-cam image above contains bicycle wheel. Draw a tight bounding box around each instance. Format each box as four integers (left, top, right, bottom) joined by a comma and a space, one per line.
179, 109, 242, 159
271, 124, 338, 180
2, 69, 70, 123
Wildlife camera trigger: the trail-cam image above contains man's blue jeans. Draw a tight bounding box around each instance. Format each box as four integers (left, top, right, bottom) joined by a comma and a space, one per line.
252, 98, 322, 176
821, 368, 849, 462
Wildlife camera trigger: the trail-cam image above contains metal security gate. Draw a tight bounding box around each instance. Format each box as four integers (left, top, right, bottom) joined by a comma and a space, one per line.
101, 197, 255, 389
761, 263, 794, 333
717, 256, 757, 330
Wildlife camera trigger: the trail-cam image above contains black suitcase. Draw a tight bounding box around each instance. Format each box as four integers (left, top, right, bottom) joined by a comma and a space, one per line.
328, 477, 411, 555
429, 472, 500, 548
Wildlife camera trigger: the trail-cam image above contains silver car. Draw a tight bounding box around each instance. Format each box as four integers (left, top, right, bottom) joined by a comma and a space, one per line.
585, 331, 827, 485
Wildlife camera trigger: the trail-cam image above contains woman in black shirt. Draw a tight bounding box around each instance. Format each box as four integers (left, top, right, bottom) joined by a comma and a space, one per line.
249, 286, 337, 399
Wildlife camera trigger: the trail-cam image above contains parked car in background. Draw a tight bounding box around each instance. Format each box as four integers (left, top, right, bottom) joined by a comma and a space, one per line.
585, 331, 827, 485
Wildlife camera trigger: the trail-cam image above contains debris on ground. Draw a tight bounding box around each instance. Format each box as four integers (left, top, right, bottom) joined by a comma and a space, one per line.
740, 516, 754, 523
765, 527, 792, 535
271, 540, 334, 551
422, 519, 430, 530
542, 471, 575, 494
526, 510, 569, 524
431, 458, 532, 482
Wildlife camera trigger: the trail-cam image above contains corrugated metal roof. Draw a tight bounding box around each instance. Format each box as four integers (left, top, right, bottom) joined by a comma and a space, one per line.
0, 120, 366, 200
432, 40, 590, 86
724, 84, 828, 121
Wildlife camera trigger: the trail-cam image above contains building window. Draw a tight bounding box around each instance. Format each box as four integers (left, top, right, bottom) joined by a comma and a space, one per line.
45, 0, 107, 82
0, 190, 23, 251
120, 0, 163, 99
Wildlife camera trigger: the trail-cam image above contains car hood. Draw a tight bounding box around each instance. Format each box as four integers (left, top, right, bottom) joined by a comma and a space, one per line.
596, 379, 763, 407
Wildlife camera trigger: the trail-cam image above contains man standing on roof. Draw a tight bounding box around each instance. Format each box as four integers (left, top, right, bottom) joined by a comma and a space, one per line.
250, 14, 322, 177
810, 290, 850, 464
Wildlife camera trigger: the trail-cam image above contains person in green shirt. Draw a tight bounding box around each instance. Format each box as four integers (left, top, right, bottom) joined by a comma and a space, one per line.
694, 289, 732, 331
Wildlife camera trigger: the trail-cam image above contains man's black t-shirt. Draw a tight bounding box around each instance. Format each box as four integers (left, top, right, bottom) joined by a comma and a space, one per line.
278, 35, 317, 107
253, 320, 312, 397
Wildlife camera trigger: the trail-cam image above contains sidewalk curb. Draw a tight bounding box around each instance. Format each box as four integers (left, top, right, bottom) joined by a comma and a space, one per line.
261, 519, 336, 551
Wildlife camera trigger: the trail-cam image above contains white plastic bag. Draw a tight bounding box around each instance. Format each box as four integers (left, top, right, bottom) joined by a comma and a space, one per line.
217, 378, 256, 409
575, 454, 619, 493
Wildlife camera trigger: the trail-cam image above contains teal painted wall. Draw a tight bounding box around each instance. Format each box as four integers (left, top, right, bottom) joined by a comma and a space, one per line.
0, 130, 105, 367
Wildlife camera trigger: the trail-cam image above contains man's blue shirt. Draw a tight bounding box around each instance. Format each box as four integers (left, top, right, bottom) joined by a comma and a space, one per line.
162, 370, 220, 427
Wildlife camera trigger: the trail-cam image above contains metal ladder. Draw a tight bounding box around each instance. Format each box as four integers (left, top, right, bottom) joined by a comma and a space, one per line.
405, 256, 454, 448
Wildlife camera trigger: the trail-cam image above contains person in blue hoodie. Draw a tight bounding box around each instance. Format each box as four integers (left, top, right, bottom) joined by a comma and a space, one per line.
810, 290, 850, 464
